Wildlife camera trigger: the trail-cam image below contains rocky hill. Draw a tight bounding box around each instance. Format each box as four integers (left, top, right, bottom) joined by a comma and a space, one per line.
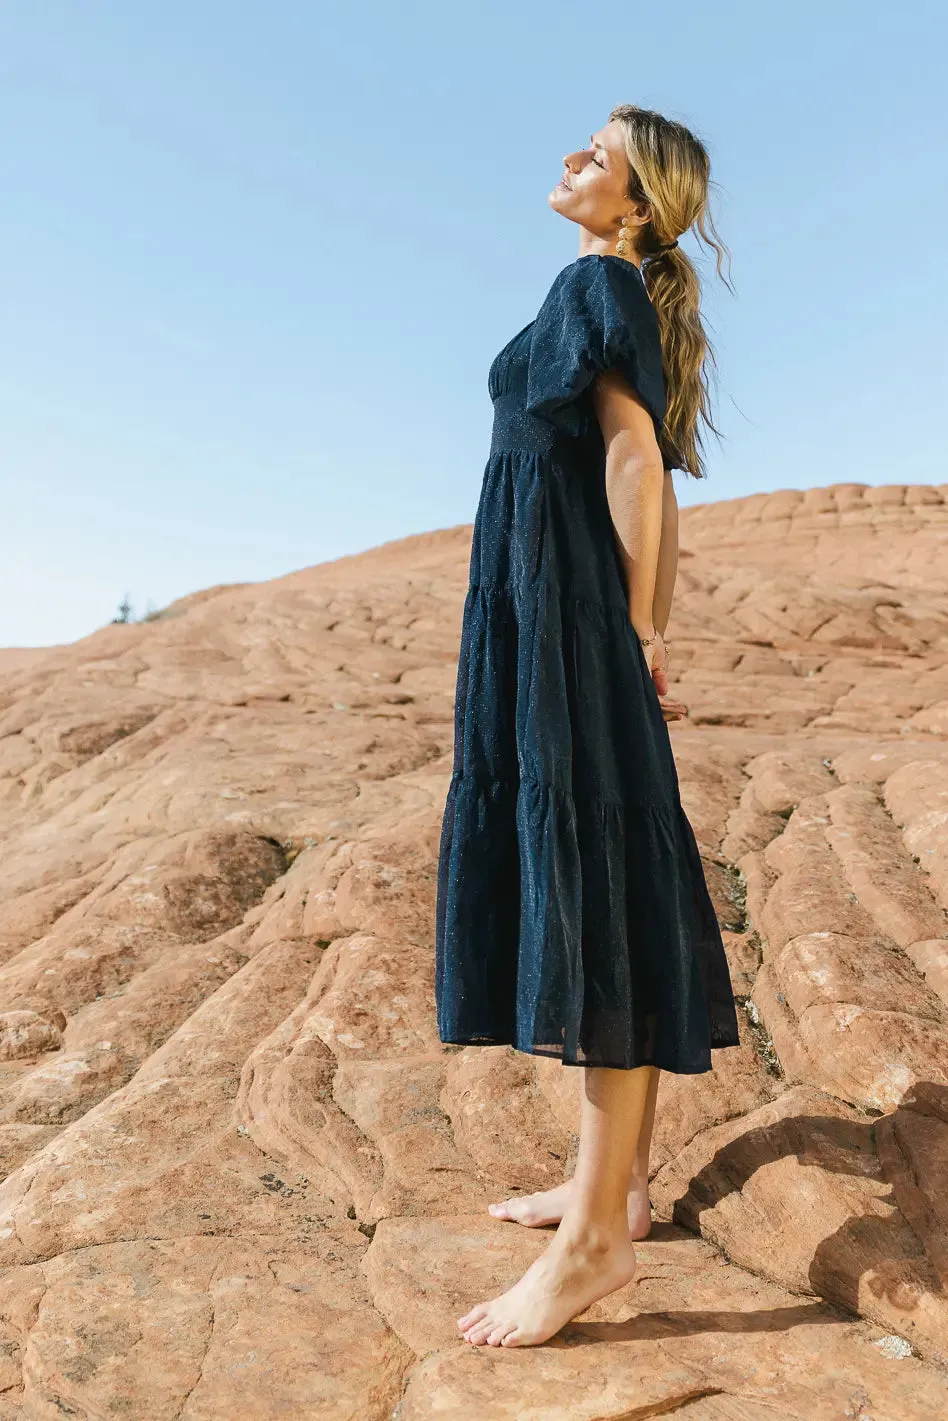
0, 482, 946, 1417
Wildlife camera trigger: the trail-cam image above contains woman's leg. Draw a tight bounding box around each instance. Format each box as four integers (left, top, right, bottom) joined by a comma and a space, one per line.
459, 1063, 657, 1347
489, 1066, 661, 1239
626, 1064, 660, 1234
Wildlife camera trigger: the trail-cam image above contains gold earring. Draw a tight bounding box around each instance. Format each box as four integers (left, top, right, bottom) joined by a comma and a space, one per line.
615, 214, 634, 260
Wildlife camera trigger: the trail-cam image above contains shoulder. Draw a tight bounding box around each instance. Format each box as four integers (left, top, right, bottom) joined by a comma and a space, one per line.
545, 253, 653, 302
539, 254, 659, 332
526, 256, 667, 433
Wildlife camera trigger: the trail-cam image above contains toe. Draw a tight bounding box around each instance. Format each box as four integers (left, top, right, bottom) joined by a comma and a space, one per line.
500, 1329, 521, 1346
457, 1303, 487, 1330
487, 1202, 510, 1218
486, 1324, 509, 1345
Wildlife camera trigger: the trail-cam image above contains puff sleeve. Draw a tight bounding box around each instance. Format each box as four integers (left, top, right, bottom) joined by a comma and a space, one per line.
525, 254, 667, 444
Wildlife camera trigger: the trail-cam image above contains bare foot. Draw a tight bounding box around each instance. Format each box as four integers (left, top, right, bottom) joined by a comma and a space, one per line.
457, 1221, 637, 1347
487, 1181, 571, 1228
488, 1178, 652, 1240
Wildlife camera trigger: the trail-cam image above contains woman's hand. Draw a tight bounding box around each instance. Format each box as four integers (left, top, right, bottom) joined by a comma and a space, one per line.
639, 629, 688, 722
638, 627, 668, 694
658, 692, 688, 723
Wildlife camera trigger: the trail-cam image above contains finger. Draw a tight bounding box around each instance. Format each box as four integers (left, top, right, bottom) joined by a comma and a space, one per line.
659, 696, 688, 718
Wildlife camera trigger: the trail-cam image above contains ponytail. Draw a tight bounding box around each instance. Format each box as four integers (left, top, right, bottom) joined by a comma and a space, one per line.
609, 103, 734, 479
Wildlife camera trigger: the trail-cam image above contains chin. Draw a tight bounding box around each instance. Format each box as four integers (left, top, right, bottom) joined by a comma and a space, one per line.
548, 188, 576, 218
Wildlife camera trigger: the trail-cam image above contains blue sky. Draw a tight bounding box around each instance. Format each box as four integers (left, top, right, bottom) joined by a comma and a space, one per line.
1, 0, 945, 646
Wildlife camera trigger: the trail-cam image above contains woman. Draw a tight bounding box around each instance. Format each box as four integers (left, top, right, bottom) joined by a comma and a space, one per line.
435, 104, 741, 1348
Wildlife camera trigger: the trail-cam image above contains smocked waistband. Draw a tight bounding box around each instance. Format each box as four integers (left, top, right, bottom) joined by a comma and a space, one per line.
489, 393, 579, 457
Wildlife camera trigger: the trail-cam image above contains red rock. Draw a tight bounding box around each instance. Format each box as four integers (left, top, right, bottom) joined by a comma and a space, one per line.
0, 1012, 62, 1062
378, 1220, 948, 1420
441, 1047, 573, 1193
0, 487, 946, 1411
650, 1087, 948, 1365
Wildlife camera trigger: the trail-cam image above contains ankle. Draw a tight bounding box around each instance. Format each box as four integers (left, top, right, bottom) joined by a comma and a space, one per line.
558, 1213, 628, 1255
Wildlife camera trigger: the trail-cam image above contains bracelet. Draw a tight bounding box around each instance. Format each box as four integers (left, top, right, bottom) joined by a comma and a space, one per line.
639, 633, 658, 648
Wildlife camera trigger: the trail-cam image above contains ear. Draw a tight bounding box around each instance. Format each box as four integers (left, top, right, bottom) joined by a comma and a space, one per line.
629, 198, 652, 228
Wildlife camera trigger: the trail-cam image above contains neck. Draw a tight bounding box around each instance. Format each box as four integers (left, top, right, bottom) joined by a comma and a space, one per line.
576, 226, 642, 269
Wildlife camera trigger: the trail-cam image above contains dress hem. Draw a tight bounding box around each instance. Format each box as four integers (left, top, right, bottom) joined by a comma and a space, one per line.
438, 1032, 740, 1075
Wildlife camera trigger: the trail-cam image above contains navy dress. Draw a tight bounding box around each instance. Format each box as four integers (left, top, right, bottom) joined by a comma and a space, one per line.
435, 254, 740, 1073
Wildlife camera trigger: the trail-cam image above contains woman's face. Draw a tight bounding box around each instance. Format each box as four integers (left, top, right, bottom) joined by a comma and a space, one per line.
549, 119, 648, 243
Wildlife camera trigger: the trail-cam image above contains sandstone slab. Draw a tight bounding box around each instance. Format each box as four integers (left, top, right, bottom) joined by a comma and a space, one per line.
0, 486, 946, 1412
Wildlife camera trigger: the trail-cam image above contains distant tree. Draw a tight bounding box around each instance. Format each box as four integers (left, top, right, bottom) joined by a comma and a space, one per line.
112, 594, 134, 624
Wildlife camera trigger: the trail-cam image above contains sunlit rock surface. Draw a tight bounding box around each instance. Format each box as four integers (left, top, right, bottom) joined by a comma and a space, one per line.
0, 483, 946, 1417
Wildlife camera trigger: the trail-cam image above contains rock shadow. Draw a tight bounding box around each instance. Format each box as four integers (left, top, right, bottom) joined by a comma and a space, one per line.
565, 1299, 849, 1347
668, 1082, 947, 1325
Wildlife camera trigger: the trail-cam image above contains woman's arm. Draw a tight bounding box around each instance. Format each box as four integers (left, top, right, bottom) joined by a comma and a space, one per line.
592, 370, 667, 692
652, 470, 679, 637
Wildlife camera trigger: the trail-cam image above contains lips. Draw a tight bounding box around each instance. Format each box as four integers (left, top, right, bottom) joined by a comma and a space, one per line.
558, 177, 572, 190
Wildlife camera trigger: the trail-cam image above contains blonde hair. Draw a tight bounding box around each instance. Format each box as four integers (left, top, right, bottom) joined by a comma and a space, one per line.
608, 103, 733, 479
